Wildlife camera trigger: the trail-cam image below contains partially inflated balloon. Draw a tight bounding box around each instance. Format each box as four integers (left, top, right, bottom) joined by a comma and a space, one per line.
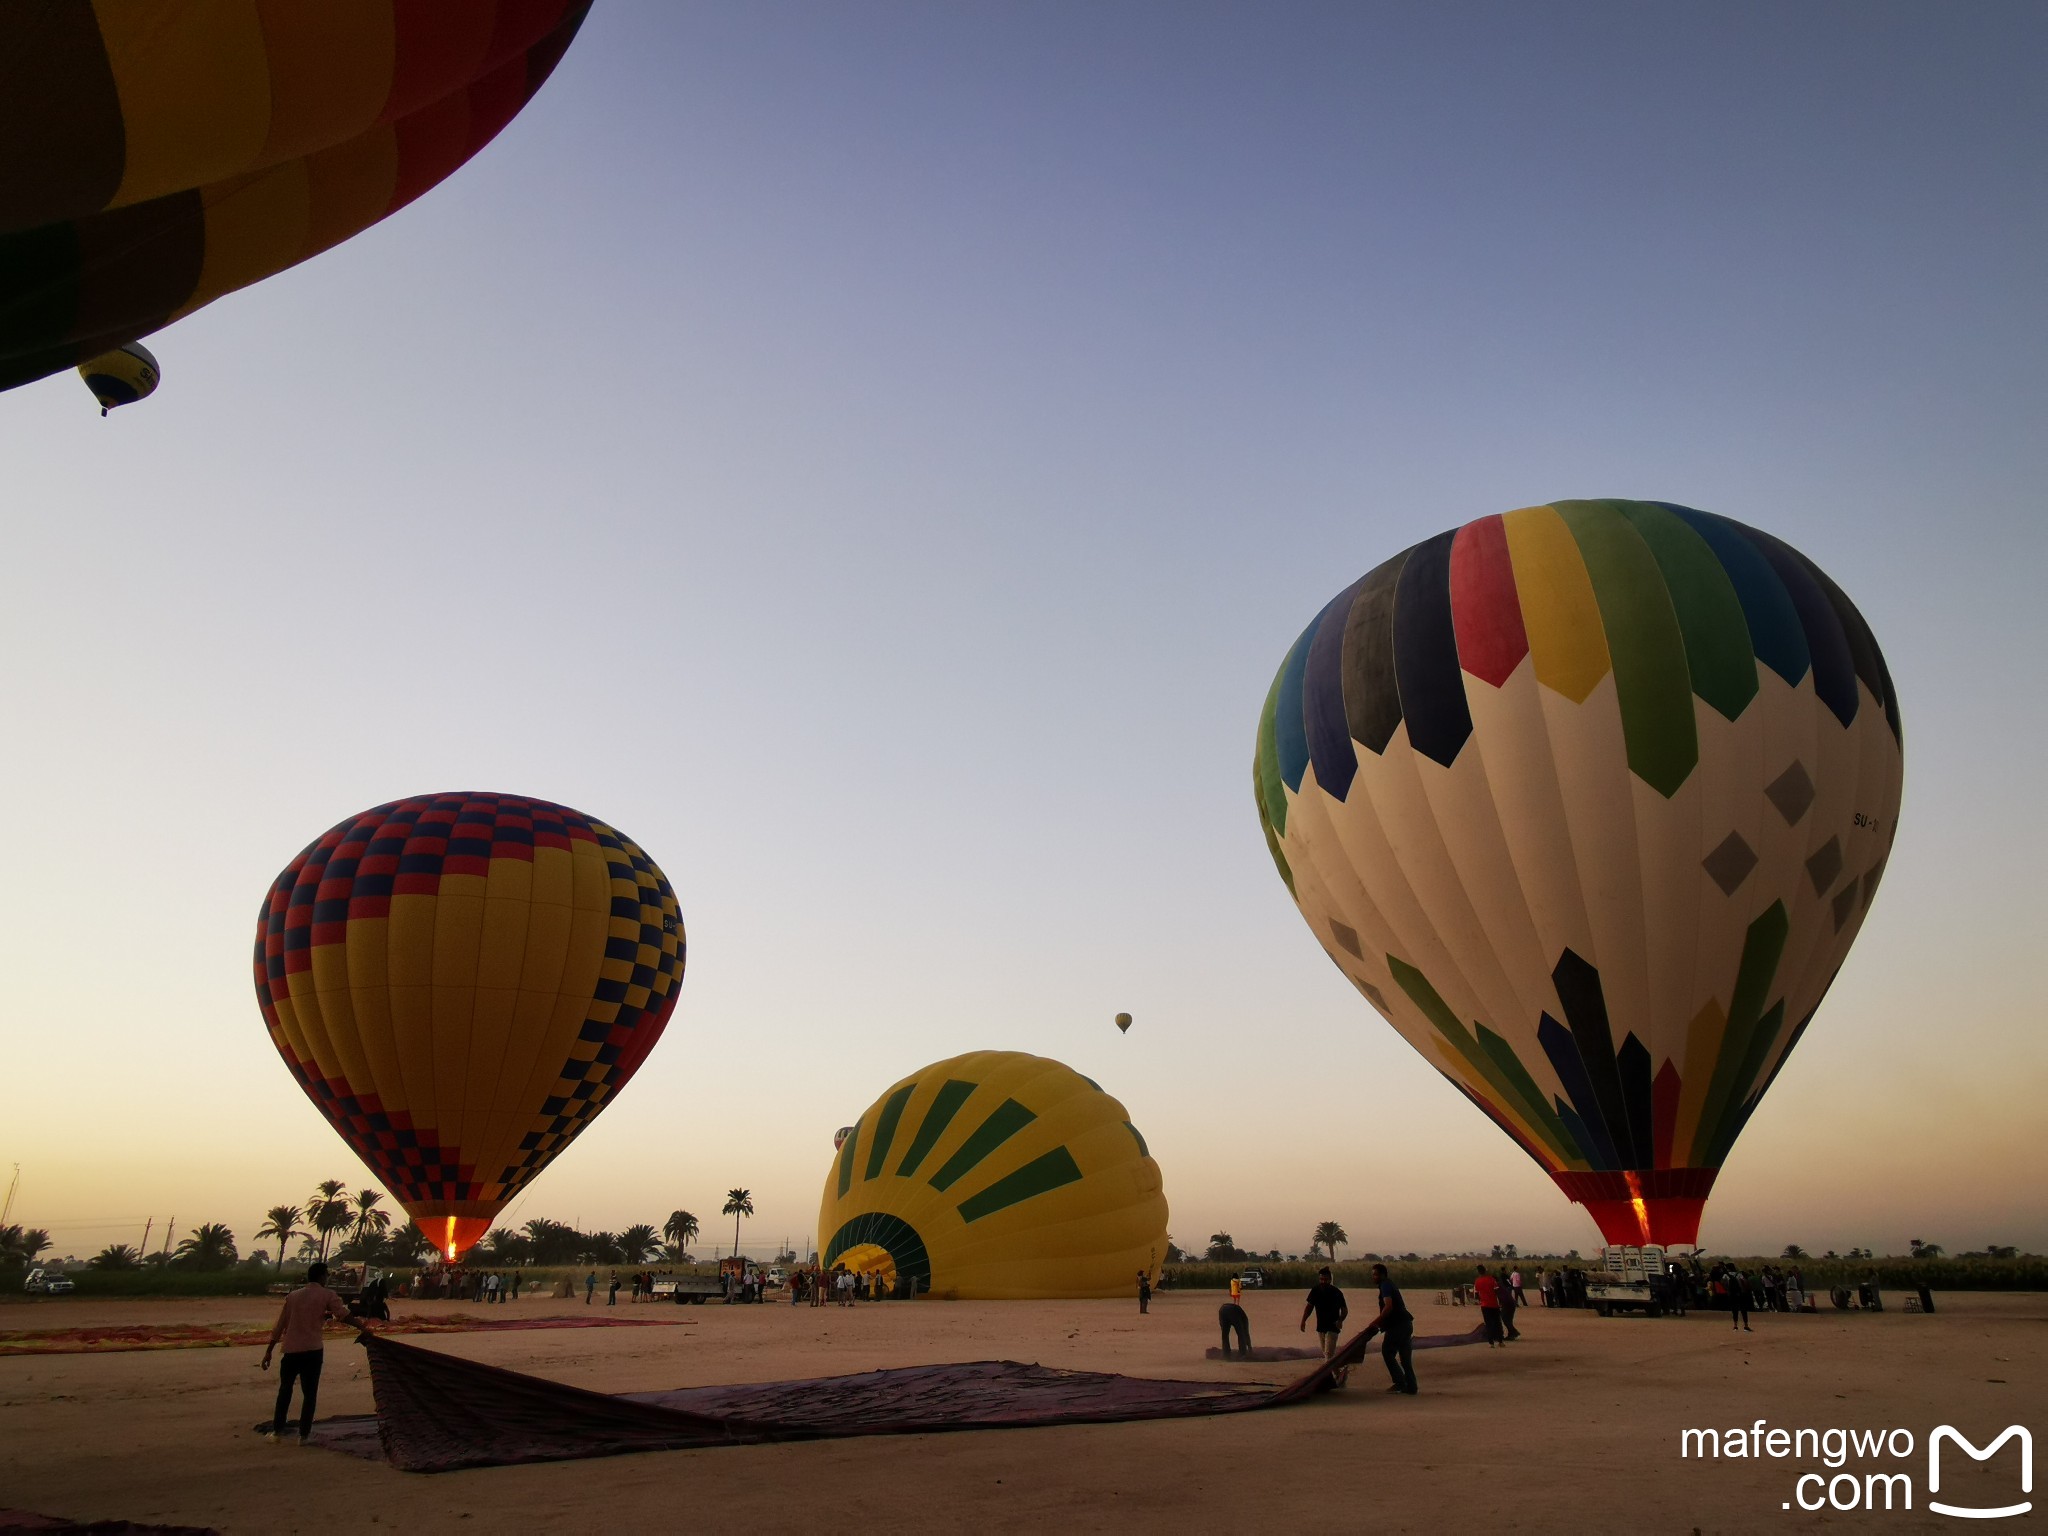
819, 1051, 1167, 1299
1255, 501, 1902, 1245
0, 2, 589, 393
255, 793, 683, 1260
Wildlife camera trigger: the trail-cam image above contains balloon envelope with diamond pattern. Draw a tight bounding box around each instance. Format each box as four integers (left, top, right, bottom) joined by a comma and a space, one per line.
1255, 501, 1902, 1245
254, 792, 683, 1261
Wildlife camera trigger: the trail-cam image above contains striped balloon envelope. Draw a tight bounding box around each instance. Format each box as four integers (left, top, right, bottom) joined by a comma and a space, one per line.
818, 1052, 1168, 1299
254, 793, 683, 1261
1255, 501, 1902, 1246
0, 1, 590, 394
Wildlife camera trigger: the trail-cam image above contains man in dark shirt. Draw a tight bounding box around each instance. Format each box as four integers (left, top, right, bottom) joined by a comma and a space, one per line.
1299, 1266, 1349, 1382
1360, 1262, 1417, 1394
1217, 1299, 1251, 1356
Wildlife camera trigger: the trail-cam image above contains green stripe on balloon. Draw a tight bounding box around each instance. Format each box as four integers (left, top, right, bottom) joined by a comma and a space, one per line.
1704, 1000, 1787, 1166
928, 1098, 1037, 1192
1618, 501, 1760, 722
1388, 957, 1585, 1167
1686, 902, 1790, 1166
956, 1146, 1083, 1224
865, 1084, 915, 1181
1254, 663, 1289, 837
1555, 501, 1700, 797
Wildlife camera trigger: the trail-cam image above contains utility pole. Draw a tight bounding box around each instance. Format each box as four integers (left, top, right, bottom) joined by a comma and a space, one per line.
160, 1215, 176, 1263
0, 1164, 17, 1227
140, 1217, 153, 1258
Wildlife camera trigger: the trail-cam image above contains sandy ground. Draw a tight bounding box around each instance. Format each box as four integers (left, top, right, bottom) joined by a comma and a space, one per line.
1, 1288, 2040, 1532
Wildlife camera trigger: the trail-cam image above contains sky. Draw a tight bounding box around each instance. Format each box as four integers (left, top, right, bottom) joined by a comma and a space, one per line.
3, 1, 2044, 1265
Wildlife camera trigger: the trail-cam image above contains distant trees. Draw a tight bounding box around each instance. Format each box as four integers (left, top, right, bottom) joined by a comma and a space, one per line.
1909, 1238, 1945, 1259
1204, 1233, 1243, 1262
256, 1205, 303, 1268
1782, 1245, 1809, 1260
723, 1190, 754, 1257
664, 1211, 700, 1260
90, 1244, 140, 1270
0, 1226, 52, 1271
618, 1224, 660, 1264
174, 1223, 239, 1270
1311, 1222, 1349, 1262
305, 1180, 351, 1262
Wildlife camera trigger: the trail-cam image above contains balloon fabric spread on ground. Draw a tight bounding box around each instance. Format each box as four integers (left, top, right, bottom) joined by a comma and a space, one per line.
818, 1052, 1168, 1300
1255, 501, 1903, 1247
254, 793, 684, 1262
0, 0, 590, 393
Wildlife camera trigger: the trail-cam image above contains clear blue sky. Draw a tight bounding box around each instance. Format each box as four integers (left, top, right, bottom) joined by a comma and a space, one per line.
4, 1, 2043, 1260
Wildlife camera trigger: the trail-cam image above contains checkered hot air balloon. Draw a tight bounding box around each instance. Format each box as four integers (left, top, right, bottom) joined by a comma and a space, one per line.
1255, 501, 1903, 1247
0, 1, 590, 398
254, 793, 684, 1261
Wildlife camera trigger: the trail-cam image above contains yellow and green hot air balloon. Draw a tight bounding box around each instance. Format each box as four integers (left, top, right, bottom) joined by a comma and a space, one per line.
817, 1051, 1167, 1300
1256, 502, 1902, 1248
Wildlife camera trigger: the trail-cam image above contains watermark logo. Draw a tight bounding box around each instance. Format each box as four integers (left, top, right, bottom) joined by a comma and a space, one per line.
1929, 1425, 2032, 1520
1679, 1419, 2032, 1517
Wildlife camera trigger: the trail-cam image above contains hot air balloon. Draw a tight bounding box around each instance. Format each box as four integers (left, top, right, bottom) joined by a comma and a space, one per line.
818, 1051, 1167, 1299
254, 792, 684, 1261
1114, 1013, 1132, 1033
0, 2, 589, 397
1255, 501, 1902, 1247
833, 1127, 855, 1151
77, 341, 159, 414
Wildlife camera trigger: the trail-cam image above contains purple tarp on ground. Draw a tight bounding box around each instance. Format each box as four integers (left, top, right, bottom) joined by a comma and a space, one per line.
320, 1322, 1487, 1472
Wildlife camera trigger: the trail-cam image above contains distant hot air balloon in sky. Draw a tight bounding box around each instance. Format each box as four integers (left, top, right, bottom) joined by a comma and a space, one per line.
0, 1, 590, 399
77, 340, 159, 414
255, 792, 683, 1261
1114, 1013, 1132, 1033
834, 1127, 855, 1151
1256, 501, 1902, 1247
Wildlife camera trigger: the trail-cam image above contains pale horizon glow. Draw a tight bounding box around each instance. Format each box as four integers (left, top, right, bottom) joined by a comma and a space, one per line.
2, 2, 2044, 1266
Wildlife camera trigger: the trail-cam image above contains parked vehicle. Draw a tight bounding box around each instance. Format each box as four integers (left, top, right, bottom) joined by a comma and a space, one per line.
1236, 1268, 1266, 1289
24, 1267, 75, 1295
651, 1273, 723, 1305
1586, 1245, 1681, 1317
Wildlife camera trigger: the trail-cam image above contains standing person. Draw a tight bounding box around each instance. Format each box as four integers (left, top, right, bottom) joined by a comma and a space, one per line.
1510, 1267, 1525, 1305
1359, 1263, 1417, 1395
1137, 1270, 1152, 1315
1535, 1266, 1549, 1306
1499, 1271, 1521, 1340
1474, 1265, 1503, 1346
584, 1270, 597, 1306
260, 1262, 357, 1445
607, 1271, 620, 1307
1729, 1265, 1752, 1331
1299, 1266, 1349, 1381
510, 1270, 522, 1302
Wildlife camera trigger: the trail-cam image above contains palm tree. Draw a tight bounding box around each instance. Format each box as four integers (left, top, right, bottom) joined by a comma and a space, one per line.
1781, 1244, 1808, 1260
174, 1222, 239, 1271
255, 1205, 303, 1269
618, 1224, 660, 1263
723, 1189, 754, 1259
90, 1244, 140, 1270
347, 1188, 392, 1253
663, 1210, 699, 1259
0, 1225, 52, 1268
305, 1180, 350, 1261
1311, 1221, 1349, 1262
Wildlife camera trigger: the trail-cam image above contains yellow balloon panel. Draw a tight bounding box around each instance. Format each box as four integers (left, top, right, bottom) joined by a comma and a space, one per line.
816, 1051, 1168, 1301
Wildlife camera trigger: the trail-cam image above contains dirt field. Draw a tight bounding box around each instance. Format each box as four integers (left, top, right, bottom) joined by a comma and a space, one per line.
1, 1287, 2039, 1532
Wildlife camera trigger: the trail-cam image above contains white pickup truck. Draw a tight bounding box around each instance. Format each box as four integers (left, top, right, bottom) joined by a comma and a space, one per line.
24, 1266, 76, 1295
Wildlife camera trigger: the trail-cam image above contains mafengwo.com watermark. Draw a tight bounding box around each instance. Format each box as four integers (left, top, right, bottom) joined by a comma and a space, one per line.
1681, 1420, 2032, 1517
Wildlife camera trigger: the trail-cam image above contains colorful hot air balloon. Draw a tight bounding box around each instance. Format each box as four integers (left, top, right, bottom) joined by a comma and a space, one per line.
77, 340, 159, 414
818, 1051, 1167, 1299
1256, 501, 1902, 1247
254, 792, 684, 1261
833, 1126, 854, 1151
0, 1, 590, 395
1114, 1013, 1133, 1033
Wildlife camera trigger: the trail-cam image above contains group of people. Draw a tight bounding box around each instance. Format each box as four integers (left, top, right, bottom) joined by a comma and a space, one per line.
1210, 1265, 1419, 1397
